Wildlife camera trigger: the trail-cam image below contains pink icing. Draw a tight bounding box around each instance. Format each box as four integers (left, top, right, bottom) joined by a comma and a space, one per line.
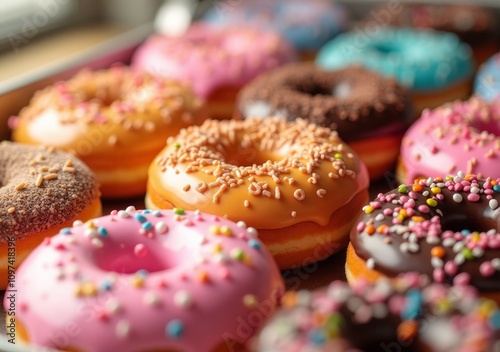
131, 22, 297, 98
400, 97, 500, 184
7, 207, 284, 352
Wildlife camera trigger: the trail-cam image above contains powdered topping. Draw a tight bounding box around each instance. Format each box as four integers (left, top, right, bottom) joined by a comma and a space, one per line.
0, 141, 100, 241
7, 208, 284, 351
352, 172, 500, 292
147, 117, 369, 229
400, 97, 500, 183
237, 64, 412, 141
255, 273, 498, 351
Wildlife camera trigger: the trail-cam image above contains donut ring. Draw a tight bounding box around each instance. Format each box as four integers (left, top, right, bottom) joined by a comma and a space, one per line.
253, 273, 499, 351
11, 66, 207, 198
7, 208, 284, 352
347, 172, 500, 302
146, 118, 369, 269
236, 64, 414, 179
474, 53, 500, 101
316, 28, 474, 113
397, 97, 500, 185
0, 141, 101, 289
132, 23, 296, 119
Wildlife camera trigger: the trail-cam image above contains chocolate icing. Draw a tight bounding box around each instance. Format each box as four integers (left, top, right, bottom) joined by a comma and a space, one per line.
0, 141, 100, 242
350, 173, 500, 292
236, 64, 413, 141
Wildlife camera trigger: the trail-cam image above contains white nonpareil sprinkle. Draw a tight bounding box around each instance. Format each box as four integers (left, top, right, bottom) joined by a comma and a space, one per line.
453, 194, 463, 203
115, 320, 131, 338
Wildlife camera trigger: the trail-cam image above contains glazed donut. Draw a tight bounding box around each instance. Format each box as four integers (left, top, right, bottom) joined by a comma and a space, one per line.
346, 172, 500, 303
252, 273, 499, 351
0, 141, 101, 289
10, 66, 207, 198
474, 52, 500, 101
397, 97, 500, 185
316, 28, 474, 113
202, 0, 348, 60
146, 118, 370, 269
377, 2, 499, 65
6, 207, 284, 352
236, 64, 414, 180
131, 23, 296, 119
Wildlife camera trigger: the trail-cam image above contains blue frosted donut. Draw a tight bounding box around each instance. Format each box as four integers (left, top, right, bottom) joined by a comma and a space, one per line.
474, 52, 500, 101
202, 0, 348, 52
316, 28, 474, 92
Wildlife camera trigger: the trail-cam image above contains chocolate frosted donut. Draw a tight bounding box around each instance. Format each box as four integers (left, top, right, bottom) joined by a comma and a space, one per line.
252, 273, 499, 352
236, 64, 414, 179
0, 141, 102, 288
347, 172, 500, 301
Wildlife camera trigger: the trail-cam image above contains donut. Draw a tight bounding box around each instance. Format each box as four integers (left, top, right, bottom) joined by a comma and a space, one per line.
346, 172, 500, 303
10, 66, 207, 199
236, 63, 414, 180
474, 52, 500, 101
201, 0, 348, 60
375, 2, 499, 65
146, 118, 370, 269
131, 23, 296, 119
251, 273, 500, 351
397, 97, 500, 185
316, 28, 474, 113
0, 141, 101, 289
5, 207, 284, 352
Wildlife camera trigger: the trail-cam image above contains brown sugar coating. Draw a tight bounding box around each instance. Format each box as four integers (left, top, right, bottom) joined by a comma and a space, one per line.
0, 141, 100, 241
236, 64, 412, 141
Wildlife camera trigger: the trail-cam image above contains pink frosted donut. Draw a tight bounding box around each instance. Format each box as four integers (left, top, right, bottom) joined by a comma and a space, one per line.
131, 22, 296, 118
6, 207, 284, 352
398, 97, 500, 184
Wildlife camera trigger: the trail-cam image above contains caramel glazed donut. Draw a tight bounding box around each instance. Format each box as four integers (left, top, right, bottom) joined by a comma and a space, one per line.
11, 66, 207, 198
347, 172, 500, 303
236, 64, 414, 180
146, 117, 370, 269
0, 141, 101, 289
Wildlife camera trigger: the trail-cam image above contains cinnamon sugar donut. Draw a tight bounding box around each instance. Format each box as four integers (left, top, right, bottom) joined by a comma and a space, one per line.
0, 141, 101, 289
10, 66, 207, 198
146, 118, 370, 269
236, 64, 414, 180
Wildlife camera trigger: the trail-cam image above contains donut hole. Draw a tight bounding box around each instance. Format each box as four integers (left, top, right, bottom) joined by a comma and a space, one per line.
94, 244, 173, 274
440, 213, 496, 233
470, 119, 500, 137
371, 43, 400, 55
223, 144, 281, 167
291, 80, 334, 97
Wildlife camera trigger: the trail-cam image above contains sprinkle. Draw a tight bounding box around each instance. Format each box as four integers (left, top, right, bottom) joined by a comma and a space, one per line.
489, 199, 499, 210
247, 227, 258, 237
397, 185, 407, 193
166, 320, 184, 339
401, 289, 422, 320
453, 272, 471, 286
15, 183, 26, 191
452, 194, 463, 203
143, 292, 160, 306
91, 238, 103, 248
174, 290, 192, 308
248, 239, 261, 250
98, 227, 108, 238
142, 222, 153, 231
366, 258, 375, 269
243, 294, 258, 309
126, 206, 136, 213
293, 189, 305, 201
480, 261, 495, 277
134, 244, 147, 258
467, 193, 480, 202
134, 213, 147, 223
173, 208, 185, 215
397, 320, 418, 342
155, 221, 168, 234
196, 271, 210, 283
61, 227, 72, 235
426, 199, 437, 207
230, 248, 245, 261
363, 205, 374, 214
116, 320, 131, 338
430, 246, 445, 258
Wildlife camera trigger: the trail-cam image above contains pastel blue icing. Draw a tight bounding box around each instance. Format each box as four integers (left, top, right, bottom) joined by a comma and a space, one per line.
474, 52, 500, 101
202, 0, 348, 51
316, 28, 474, 91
